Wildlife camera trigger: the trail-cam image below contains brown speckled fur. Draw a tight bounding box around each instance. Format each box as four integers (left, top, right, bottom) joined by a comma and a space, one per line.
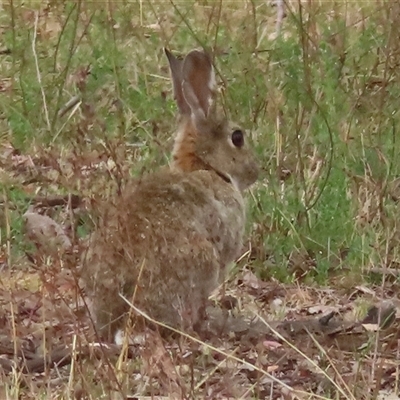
82, 48, 259, 341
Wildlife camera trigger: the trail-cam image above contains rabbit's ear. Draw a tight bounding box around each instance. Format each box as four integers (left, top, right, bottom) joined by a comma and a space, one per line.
181, 50, 216, 125
165, 48, 191, 115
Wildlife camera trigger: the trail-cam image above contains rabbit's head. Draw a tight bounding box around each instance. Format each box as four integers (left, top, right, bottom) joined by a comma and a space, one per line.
165, 48, 259, 192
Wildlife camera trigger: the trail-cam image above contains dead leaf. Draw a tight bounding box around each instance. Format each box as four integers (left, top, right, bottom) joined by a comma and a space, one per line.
355, 285, 376, 296
307, 305, 339, 315
377, 391, 400, 400
0, 78, 12, 93
242, 270, 265, 290
38, 12, 62, 40
362, 323, 379, 332
23, 208, 72, 255
262, 340, 282, 350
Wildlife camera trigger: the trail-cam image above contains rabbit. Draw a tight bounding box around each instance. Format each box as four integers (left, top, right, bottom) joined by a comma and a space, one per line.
82, 48, 259, 342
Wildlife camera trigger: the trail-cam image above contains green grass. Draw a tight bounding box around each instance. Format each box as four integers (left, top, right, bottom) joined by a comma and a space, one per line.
1, 1, 400, 398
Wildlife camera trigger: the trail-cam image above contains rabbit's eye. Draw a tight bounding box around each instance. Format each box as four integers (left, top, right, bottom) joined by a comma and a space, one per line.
231, 130, 244, 148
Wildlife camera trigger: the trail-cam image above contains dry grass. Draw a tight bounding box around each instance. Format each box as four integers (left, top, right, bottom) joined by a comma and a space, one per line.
1, 0, 400, 398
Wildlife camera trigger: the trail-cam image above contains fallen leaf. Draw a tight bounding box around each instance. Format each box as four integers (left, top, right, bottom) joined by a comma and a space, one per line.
23, 208, 72, 255
262, 340, 282, 350
307, 305, 338, 315
242, 270, 265, 290
362, 323, 379, 332
355, 285, 376, 296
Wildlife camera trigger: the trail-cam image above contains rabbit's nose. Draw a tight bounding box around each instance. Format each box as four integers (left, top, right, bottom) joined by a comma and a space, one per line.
237, 161, 259, 191
247, 160, 260, 185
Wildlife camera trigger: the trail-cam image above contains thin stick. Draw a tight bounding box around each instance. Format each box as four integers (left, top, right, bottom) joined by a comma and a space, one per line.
275, 0, 285, 37
32, 11, 51, 131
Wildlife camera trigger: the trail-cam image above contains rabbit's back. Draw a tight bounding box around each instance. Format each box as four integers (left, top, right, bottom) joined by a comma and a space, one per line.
83, 169, 245, 339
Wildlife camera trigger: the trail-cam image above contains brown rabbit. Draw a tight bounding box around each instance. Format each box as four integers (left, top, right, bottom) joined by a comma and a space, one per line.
82, 48, 259, 342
